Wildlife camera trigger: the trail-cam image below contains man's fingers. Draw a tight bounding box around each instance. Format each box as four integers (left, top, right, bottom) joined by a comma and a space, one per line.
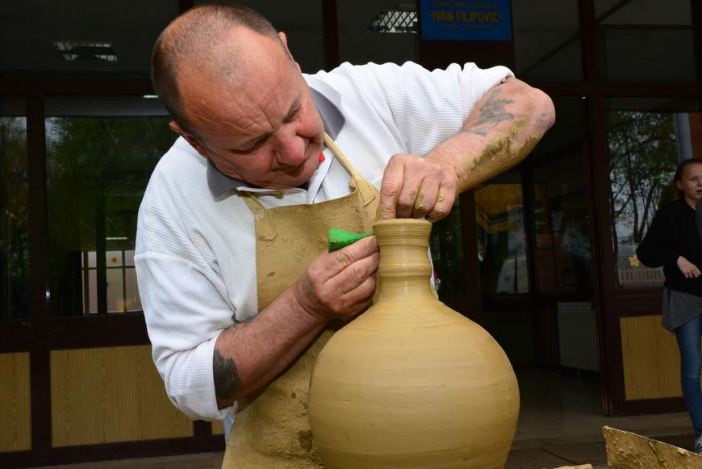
379, 154, 459, 221
324, 236, 378, 275
395, 174, 426, 218
378, 158, 405, 219
427, 185, 456, 222
334, 250, 379, 294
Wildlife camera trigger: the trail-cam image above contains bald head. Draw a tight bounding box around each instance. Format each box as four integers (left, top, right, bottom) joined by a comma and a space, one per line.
151, 4, 286, 133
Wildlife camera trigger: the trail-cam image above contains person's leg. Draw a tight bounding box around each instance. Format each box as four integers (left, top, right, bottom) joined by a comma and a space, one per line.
674, 316, 702, 440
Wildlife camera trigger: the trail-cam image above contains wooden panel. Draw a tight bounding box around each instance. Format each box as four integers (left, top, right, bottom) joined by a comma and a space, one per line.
620, 315, 681, 400
51, 345, 193, 447
0, 352, 31, 452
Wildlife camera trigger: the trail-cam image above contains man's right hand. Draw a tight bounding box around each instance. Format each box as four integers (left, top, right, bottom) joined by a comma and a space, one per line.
293, 236, 379, 321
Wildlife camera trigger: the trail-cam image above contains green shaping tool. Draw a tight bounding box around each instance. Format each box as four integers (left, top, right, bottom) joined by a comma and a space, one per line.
328, 227, 373, 252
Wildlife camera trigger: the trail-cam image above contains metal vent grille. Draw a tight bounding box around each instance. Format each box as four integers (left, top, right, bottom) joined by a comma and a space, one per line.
369, 7, 418, 33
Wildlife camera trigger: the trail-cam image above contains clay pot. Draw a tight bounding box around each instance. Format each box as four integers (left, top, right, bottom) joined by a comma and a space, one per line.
308, 218, 519, 469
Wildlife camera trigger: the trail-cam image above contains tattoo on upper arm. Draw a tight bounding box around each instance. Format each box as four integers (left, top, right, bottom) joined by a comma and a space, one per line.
214, 347, 242, 406
464, 88, 515, 137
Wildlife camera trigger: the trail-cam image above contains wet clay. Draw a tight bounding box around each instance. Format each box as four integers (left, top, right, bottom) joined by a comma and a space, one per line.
457, 119, 543, 192
604, 426, 702, 469
308, 219, 520, 469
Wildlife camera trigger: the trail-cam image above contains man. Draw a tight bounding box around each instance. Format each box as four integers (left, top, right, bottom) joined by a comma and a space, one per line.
135, 3, 554, 466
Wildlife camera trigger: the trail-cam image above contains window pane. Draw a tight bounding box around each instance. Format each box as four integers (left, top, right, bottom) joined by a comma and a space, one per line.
106, 251, 123, 268
512, 0, 583, 82
533, 157, 592, 292
476, 181, 529, 295
430, 200, 463, 298
125, 267, 142, 312
0, 98, 29, 319
607, 99, 702, 288
124, 249, 135, 267
83, 269, 98, 314
106, 268, 125, 313
531, 98, 592, 293
596, 0, 695, 83
46, 97, 173, 316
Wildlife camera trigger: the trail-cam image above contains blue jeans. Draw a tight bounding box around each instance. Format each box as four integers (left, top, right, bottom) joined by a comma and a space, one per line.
675, 316, 702, 436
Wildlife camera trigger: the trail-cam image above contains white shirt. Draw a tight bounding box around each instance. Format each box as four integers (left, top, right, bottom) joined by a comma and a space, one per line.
135, 61, 513, 421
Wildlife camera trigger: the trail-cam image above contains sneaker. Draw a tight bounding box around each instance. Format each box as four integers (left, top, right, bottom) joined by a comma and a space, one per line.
694, 435, 702, 454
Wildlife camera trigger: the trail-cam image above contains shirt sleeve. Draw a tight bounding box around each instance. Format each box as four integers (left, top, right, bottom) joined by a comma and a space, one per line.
636, 209, 679, 270
136, 253, 232, 421
135, 169, 234, 421
326, 61, 514, 156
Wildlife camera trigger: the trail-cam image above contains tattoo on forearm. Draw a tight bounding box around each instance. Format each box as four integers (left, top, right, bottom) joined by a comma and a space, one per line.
214, 348, 242, 405
464, 88, 515, 136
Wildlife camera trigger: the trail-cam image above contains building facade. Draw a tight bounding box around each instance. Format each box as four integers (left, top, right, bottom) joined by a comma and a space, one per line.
1, 0, 701, 466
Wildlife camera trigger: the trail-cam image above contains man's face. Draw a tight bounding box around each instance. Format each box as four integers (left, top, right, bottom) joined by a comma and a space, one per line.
176, 30, 325, 190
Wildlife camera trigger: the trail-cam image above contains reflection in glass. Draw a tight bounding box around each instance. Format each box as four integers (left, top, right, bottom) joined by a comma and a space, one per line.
595, 0, 695, 83
533, 157, 592, 292
608, 110, 689, 287
476, 183, 528, 295
81, 249, 140, 314
512, 0, 582, 82
46, 98, 173, 315
0, 109, 29, 319
430, 200, 463, 299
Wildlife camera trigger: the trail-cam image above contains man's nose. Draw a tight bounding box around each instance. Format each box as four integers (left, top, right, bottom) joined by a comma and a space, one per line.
273, 132, 306, 167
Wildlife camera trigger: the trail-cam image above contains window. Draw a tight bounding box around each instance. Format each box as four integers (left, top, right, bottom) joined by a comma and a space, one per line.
0, 98, 29, 319
476, 177, 529, 295
607, 98, 701, 288
45, 97, 173, 316
531, 98, 592, 293
512, 0, 583, 82
595, 0, 696, 83
430, 200, 464, 298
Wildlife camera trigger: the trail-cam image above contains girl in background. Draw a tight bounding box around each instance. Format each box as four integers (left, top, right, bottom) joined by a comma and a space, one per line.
637, 158, 702, 453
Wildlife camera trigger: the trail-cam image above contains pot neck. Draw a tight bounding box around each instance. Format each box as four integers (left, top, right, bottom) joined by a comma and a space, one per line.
373, 219, 434, 301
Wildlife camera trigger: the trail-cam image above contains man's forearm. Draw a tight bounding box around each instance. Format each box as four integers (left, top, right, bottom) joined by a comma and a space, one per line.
427, 77, 555, 193
213, 286, 327, 409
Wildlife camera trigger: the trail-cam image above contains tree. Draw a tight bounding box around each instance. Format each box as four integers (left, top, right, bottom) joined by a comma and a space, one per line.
0, 117, 30, 318
607, 111, 677, 249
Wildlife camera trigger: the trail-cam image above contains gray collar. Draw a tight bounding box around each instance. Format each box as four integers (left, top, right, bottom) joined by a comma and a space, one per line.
206, 85, 345, 199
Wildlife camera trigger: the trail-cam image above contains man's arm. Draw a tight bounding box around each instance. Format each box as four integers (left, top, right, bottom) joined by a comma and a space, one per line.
378, 77, 555, 220
213, 236, 378, 409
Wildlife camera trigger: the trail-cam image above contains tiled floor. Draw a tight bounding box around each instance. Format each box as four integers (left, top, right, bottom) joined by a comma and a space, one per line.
31, 369, 695, 469
506, 368, 693, 468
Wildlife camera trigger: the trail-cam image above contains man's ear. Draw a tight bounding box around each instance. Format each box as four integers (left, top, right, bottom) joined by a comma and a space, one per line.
169, 120, 208, 158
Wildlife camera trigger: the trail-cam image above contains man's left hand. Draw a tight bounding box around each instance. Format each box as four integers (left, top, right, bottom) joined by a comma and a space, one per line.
378, 153, 457, 221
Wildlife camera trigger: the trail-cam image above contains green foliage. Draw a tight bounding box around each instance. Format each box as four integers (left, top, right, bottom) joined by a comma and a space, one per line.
0, 117, 29, 318
607, 111, 678, 245
46, 115, 174, 316
47, 116, 173, 251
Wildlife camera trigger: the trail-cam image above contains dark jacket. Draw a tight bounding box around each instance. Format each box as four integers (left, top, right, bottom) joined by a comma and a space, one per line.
636, 198, 702, 297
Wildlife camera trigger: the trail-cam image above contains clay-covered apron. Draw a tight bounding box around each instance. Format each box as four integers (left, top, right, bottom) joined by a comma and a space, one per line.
222, 134, 378, 469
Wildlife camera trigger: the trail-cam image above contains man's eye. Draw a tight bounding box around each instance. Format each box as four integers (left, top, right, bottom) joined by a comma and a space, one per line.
232, 139, 266, 154
285, 107, 301, 123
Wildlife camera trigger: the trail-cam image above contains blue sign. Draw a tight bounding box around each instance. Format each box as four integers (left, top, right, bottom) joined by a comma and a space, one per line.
420, 0, 512, 41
